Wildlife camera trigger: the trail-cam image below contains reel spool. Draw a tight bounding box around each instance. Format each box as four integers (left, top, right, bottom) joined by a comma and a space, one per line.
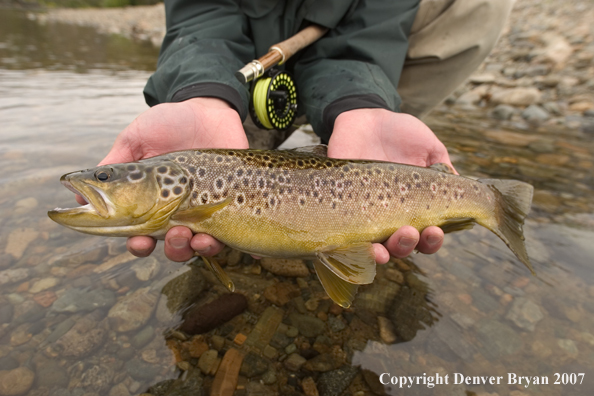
249, 69, 298, 131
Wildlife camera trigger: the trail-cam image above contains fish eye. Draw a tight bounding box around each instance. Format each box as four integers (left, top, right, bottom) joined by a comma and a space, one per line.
95, 169, 111, 182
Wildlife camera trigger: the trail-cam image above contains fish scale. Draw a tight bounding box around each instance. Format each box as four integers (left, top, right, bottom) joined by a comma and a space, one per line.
49, 145, 534, 307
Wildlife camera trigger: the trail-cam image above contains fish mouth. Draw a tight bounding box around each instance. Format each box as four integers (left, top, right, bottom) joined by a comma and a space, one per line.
48, 174, 111, 219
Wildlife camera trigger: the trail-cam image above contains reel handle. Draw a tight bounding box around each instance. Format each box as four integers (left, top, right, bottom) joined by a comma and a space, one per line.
236, 25, 328, 84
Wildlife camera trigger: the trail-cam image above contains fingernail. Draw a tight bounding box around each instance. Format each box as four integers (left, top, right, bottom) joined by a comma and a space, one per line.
170, 237, 188, 249
399, 237, 417, 249
427, 235, 442, 246
197, 246, 212, 255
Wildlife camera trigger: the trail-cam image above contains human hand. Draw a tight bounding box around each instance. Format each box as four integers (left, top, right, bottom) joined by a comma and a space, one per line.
329, 108, 456, 264
77, 97, 248, 261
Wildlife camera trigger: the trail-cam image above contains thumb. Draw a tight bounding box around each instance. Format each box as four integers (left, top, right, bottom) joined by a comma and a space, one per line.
98, 124, 142, 166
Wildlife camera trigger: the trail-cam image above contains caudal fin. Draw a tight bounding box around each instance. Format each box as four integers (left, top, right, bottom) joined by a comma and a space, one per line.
479, 179, 534, 274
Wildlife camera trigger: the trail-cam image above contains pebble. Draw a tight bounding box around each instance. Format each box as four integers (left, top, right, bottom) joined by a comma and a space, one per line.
13, 197, 38, 215
5, 228, 39, 259
491, 104, 516, 120
131, 325, 154, 349
260, 258, 309, 277
51, 287, 116, 313
0, 303, 14, 325
522, 104, 549, 122
131, 257, 160, 282
506, 297, 544, 332
32, 290, 58, 308
558, 339, 578, 355
384, 268, 404, 284
327, 315, 346, 333
240, 351, 269, 378
317, 366, 358, 396
55, 316, 105, 358
283, 353, 307, 371
211, 348, 243, 396
28, 277, 60, 294
179, 292, 247, 335
476, 319, 523, 359
0, 367, 35, 396
377, 316, 397, 344
262, 370, 277, 385
108, 383, 130, 396
301, 377, 320, 396
107, 287, 158, 332
289, 313, 326, 338
159, 266, 205, 314
198, 349, 220, 375
490, 87, 541, 106
80, 364, 114, 394
263, 282, 300, 306
124, 358, 162, 381
0, 269, 29, 286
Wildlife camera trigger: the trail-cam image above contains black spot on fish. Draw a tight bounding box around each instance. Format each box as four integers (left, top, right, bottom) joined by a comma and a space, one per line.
201, 193, 208, 204
384, 182, 390, 188
127, 165, 136, 171
375, 169, 381, 174
258, 179, 265, 189
279, 188, 284, 194
325, 161, 332, 167
263, 155, 270, 161
227, 174, 234, 182
130, 172, 143, 180
407, 183, 412, 189
173, 186, 183, 195
268, 163, 274, 168
416, 183, 422, 188
263, 192, 269, 198
164, 177, 173, 185
247, 170, 253, 176
299, 198, 305, 206
243, 179, 249, 186
297, 160, 304, 167
192, 191, 198, 199
216, 156, 223, 163
365, 193, 370, 200
180, 177, 187, 184
247, 152, 254, 157
156, 176, 161, 182
270, 197, 275, 206
394, 176, 399, 184
177, 156, 186, 162
227, 151, 235, 156
426, 205, 430, 209
198, 168, 206, 178
332, 202, 336, 209
388, 165, 395, 171
169, 169, 180, 177
255, 208, 261, 215
378, 194, 384, 200
158, 166, 167, 174
237, 195, 244, 204
162, 190, 170, 198
233, 183, 239, 189
313, 191, 319, 198
278, 176, 285, 183
237, 169, 244, 177
413, 173, 420, 180
256, 170, 262, 176
287, 187, 293, 193
216, 179, 224, 189
400, 197, 405, 203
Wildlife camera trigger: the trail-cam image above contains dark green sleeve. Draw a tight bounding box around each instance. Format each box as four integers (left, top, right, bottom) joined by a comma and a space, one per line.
143, 0, 255, 121
294, 0, 420, 141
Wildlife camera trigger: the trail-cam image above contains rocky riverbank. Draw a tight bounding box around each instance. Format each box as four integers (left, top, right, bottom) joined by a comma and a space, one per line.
32, 0, 594, 131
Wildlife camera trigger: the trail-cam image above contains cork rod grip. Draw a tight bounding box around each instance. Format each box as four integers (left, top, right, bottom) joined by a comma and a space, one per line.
235, 25, 329, 83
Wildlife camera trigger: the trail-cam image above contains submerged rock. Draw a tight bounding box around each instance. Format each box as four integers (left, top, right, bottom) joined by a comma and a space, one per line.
0, 367, 35, 396
179, 293, 247, 335
506, 297, 544, 331
107, 287, 158, 332
317, 366, 359, 396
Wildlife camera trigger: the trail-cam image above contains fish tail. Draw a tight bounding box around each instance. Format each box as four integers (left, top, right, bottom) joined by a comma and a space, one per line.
479, 179, 535, 274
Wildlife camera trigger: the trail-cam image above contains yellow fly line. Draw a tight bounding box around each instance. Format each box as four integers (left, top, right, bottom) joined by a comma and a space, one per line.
253, 77, 274, 129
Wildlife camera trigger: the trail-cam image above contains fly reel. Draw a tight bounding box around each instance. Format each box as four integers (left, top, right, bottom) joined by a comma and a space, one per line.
249, 69, 298, 131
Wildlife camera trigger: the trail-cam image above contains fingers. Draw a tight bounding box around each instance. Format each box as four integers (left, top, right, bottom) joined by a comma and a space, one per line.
416, 226, 444, 254
372, 243, 390, 265
164, 226, 195, 262
382, 225, 445, 261
190, 233, 225, 257
127, 236, 156, 257
383, 225, 420, 258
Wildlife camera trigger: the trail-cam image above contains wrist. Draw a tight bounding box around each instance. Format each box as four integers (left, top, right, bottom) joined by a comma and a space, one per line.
185, 97, 235, 110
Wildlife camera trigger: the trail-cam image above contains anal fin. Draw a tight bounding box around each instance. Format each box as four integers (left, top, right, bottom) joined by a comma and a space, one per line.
316, 242, 376, 284
439, 217, 476, 234
313, 260, 359, 308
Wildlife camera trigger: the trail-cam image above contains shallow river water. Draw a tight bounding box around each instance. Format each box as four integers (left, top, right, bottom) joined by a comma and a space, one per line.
1, 8, 593, 396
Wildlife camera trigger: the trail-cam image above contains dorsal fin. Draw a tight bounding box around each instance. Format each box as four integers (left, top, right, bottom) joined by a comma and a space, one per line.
429, 163, 456, 174
291, 145, 328, 156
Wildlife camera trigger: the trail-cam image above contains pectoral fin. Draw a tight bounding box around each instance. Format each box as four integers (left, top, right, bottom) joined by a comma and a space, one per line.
316, 242, 376, 284
171, 197, 233, 223
313, 259, 359, 308
200, 255, 235, 292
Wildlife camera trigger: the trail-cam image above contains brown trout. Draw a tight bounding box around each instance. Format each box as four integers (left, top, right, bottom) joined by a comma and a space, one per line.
48, 146, 534, 307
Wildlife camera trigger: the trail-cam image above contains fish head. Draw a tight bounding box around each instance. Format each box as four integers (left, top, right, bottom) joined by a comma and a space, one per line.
48, 160, 190, 236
